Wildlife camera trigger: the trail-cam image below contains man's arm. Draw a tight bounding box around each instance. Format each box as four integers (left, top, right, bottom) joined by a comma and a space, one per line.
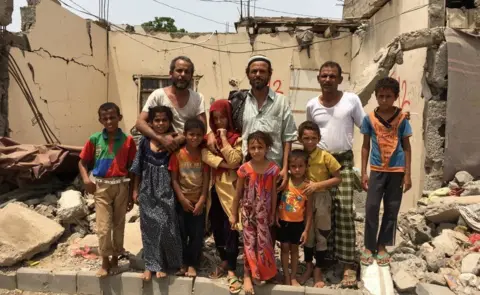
352, 95, 367, 128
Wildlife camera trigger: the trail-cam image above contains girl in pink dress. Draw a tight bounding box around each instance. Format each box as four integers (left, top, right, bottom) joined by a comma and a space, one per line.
230, 131, 280, 295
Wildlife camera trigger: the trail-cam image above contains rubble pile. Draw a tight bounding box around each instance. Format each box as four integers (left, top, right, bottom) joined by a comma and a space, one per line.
390, 171, 480, 295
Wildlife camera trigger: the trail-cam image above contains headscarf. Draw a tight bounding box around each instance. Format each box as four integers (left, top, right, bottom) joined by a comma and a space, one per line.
209, 99, 240, 176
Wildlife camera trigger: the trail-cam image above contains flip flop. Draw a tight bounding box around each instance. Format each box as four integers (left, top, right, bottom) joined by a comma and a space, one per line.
360, 249, 374, 266
227, 276, 243, 294
376, 252, 391, 267
340, 269, 357, 288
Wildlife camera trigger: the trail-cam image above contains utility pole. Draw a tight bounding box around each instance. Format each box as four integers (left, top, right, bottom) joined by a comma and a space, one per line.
240, 0, 243, 19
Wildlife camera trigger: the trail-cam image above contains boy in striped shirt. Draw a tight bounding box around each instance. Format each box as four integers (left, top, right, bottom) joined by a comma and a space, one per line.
78, 102, 137, 277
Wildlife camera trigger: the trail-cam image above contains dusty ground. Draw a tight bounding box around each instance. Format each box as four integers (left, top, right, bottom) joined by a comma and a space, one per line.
1, 192, 368, 290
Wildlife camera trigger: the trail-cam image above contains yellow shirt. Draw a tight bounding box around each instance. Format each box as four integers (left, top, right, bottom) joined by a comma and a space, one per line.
201, 138, 243, 230
307, 147, 341, 188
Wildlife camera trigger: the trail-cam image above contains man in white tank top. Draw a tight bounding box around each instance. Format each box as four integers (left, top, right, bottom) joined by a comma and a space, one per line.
303, 61, 366, 288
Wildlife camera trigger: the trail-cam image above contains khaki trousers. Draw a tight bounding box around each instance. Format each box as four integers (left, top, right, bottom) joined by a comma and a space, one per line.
306, 191, 332, 251
94, 181, 129, 257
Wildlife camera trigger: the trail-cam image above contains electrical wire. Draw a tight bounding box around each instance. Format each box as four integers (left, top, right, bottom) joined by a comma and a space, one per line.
8, 53, 60, 144
149, 0, 234, 28
61, 0, 350, 54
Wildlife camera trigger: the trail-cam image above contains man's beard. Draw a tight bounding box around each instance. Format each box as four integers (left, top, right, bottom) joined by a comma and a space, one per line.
172, 79, 191, 90
250, 78, 269, 90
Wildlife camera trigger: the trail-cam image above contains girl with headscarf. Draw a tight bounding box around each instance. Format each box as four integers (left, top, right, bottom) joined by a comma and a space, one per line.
202, 99, 243, 293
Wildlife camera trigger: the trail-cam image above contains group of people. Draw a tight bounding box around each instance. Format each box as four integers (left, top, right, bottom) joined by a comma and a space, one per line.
78, 54, 413, 294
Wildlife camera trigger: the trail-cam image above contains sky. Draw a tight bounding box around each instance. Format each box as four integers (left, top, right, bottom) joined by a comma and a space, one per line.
8, 0, 343, 33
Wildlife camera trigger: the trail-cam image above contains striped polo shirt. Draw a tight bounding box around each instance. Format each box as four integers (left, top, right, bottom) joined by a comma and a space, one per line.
79, 128, 137, 178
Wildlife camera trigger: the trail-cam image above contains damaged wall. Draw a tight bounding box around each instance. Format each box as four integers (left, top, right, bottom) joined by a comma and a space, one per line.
8, 0, 108, 145
349, 0, 430, 210
108, 30, 352, 133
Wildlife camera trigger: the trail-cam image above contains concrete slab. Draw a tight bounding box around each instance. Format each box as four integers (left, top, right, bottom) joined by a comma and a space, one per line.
270, 284, 305, 294
0, 272, 16, 290
121, 272, 144, 295
305, 287, 336, 294
142, 276, 169, 295
193, 277, 215, 294
77, 271, 102, 295
16, 268, 52, 292
50, 270, 77, 294
169, 276, 193, 295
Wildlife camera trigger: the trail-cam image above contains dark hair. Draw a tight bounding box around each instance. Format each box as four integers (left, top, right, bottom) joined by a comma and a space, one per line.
184, 118, 206, 134
98, 102, 121, 118
298, 121, 321, 138
245, 131, 273, 161
319, 61, 342, 77
170, 56, 195, 74
148, 106, 174, 133
245, 59, 273, 76
375, 77, 400, 97
289, 149, 309, 165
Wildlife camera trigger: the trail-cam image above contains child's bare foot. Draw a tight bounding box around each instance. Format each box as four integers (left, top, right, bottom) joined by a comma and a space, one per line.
291, 278, 301, 286
185, 266, 197, 278
96, 257, 110, 278
142, 270, 152, 281
313, 267, 325, 288
243, 276, 255, 295
156, 271, 167, 279
299, 262, 313, 285
175, 266, 187, 276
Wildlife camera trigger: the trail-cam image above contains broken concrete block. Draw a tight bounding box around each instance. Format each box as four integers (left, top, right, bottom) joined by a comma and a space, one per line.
392, 269, 418, 292
425, 248, 446, 272
447, 8, 469, 28
425, 203, 460, 223
390, 254, 428, 280
458, 273, 478, 287
432, 230, 460, 257
416, 283, 455, 295
461, 180, 480, 196
0, 203, 64, 266
408, 220, 435, 245
424, 272, 447, 286
57, 190, 88, 223
455, 171, 474, 186
461, 253, 480, 274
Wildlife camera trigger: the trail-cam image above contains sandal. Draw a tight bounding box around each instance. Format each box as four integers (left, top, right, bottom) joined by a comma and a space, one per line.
360, 249, 374, 266
208, 266, 226, 279
227, 276, 243, 294
376, 252, 391, 267
340, 269, 357, 288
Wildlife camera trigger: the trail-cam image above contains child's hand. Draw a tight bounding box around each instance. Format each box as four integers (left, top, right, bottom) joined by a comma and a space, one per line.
84, 179, 96, 194
193, 200, 205, 216
132, 190, 139, 204
403, 173, 412, 193
217, 129, 227, 138
300, 231, 308, 246
362, 174, 369, 191
304, 182, 321, 195
229, 215, 238, 229
276, 215, 281, 227
269, 214, 276, 227
179, 197, 194, 212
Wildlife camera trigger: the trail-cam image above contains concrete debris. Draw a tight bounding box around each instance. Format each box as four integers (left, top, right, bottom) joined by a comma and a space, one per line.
57, 190, 88, 223
0, 203, 64, 266
432, 230, 460, 257
416, 283, 456, 295
455, 171, 475, 187
34, 204, 56, 219
461, 253, 480, 274
42, 193, 58, 206
425, 203, 460, 224
393, 269, 419, 292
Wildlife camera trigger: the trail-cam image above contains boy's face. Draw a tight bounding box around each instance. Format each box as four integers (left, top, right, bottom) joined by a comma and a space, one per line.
376, 88, 398, 111
289, 157, 307, 179
149, 112, 170, 134
98, 108, 122, 133
185, 128, 204, 148
299, 130, 320, 153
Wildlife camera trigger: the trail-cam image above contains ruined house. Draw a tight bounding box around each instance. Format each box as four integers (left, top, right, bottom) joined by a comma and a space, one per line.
1, 0, 479, 211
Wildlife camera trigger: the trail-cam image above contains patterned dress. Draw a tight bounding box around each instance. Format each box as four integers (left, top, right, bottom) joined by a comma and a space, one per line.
237, 161, 280, 281
130, 137, 183, 273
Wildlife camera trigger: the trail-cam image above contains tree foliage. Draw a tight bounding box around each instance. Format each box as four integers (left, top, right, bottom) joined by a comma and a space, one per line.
141, 17, 187, 33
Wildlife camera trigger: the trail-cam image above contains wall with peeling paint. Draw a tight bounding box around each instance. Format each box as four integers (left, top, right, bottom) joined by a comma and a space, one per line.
8, 0, 108, 145
349, 0, 429, 210
108, 30, 352, 133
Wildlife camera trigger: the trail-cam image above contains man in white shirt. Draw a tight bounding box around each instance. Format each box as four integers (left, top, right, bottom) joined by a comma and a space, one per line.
304, 61, 366, 288
135, 56, 207, 153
